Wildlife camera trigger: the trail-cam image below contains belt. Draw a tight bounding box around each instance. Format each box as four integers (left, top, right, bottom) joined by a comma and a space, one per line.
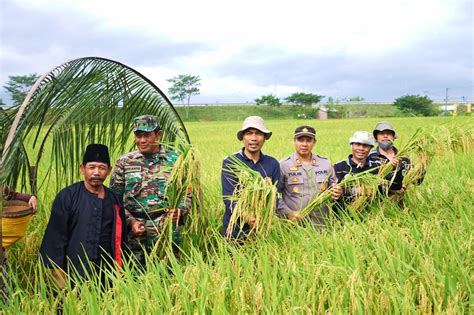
132, 210, 166, 221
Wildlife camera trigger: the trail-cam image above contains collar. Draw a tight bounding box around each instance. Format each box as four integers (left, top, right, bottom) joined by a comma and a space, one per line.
292, 152, 317, 166
375, 146, 398, 158
347, 154, 371, 168
136, 145, 168, 161
239, 147, 264, 163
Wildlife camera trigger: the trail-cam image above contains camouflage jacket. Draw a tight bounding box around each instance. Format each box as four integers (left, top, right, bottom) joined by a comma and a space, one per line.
110, 146, 190, 225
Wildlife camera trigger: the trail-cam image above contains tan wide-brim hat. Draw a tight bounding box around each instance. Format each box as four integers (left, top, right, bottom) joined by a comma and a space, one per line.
236, 116, 272, 140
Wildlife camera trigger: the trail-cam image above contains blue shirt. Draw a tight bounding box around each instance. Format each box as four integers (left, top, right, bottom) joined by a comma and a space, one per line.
221, 148, 281, 238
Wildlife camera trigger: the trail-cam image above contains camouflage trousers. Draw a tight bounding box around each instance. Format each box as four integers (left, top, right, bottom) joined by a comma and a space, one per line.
128, 217, 182, 267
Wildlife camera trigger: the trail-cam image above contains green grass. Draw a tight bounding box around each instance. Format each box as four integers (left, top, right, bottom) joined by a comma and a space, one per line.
2, 116, 473, 313
174, 104, 403, 122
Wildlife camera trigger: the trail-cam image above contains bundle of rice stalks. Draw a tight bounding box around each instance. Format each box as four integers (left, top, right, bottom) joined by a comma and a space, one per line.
224, 156, 278, 238
377, 127, 436, 190
300, 168, 385, 218
167, 144, 202, 233
149, 143, 201, 259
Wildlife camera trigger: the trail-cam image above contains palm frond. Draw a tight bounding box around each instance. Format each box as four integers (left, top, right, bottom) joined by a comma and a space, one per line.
1, 57, 190, 193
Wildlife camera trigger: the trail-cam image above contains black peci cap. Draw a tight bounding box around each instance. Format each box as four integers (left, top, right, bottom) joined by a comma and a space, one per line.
82, 144, 110, 166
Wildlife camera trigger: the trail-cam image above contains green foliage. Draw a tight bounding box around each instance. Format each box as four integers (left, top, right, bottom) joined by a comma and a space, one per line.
3, 73, 40, 106
349, 96, 365, 102
393, 94, 437, 116
285, 92, 323, 106
167, 74, 201, 119
0, 98, 5, 106
167, 74, 201, 106
254, 94, 281, 106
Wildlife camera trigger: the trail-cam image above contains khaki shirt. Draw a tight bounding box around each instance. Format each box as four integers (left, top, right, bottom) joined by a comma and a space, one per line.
278, 152, 337, 220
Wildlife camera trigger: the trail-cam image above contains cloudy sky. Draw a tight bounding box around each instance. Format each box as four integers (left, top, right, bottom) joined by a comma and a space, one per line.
0, 0, 472, 104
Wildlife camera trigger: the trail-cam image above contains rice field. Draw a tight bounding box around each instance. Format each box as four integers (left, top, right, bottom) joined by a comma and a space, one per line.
3, 116, 473, 313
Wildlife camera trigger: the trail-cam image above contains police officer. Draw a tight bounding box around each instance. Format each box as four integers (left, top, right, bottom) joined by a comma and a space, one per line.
278, 126, 341, 224
110, 115, 190, 266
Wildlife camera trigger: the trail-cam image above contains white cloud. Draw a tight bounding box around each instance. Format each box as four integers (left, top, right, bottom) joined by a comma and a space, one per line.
2, 0, 472, 103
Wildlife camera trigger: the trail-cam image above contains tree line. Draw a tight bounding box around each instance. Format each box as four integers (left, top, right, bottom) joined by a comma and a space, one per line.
1, 74, 442, 117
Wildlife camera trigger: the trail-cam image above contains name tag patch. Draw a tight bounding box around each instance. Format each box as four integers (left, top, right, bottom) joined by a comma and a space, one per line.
125, 166, 142, 173
288, 172, 302, 176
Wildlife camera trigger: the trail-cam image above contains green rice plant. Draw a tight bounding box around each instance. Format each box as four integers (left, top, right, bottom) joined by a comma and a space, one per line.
2, 117, 473, 313
223, 156, 278, 238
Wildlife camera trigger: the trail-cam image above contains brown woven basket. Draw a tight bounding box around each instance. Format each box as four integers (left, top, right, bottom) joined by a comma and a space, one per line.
2, 200, 34, 218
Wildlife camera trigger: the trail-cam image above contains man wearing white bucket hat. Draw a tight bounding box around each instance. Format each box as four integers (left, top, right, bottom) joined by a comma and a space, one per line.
334, 131, 403, 204
221, 116, 281, 238
334, 131, 380, 181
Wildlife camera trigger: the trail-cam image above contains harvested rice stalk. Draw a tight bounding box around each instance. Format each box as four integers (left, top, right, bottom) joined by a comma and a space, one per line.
300, 168, 384, 217
223, 156, 278, 238
148, 143, 201, 259
167, 144, 202, 233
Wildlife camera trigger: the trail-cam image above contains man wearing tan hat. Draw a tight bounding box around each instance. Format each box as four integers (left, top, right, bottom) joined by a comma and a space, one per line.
221, 116, 281, 238
278, 126, 341, 226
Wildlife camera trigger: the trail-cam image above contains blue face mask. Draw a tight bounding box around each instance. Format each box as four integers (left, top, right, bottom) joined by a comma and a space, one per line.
379, 140, 394, 151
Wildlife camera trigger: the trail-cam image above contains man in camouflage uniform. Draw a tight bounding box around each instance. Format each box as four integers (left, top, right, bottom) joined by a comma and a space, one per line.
110, 115, 189, 266
278, 126, 342, 226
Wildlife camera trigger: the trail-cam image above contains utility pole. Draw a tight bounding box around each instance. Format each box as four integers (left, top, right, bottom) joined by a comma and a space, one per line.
445, 88, 449, 111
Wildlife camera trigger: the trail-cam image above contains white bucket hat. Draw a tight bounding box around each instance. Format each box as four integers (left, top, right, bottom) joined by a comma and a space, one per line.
349, 131, 375, 147
236, 116, 272, 140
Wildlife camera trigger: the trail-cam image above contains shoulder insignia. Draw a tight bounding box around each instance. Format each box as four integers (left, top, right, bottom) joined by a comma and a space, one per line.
321, 183, 327, 191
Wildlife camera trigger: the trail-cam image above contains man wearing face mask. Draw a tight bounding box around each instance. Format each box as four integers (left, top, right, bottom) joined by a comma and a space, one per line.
334, 131, 403, 209
368, 121, 424, 197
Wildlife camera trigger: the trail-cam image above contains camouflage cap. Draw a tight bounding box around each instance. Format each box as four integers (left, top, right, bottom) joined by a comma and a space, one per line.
133, 115, 160, 132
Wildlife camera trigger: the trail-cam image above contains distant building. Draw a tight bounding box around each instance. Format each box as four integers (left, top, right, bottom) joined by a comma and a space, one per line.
318, 107, 328, 120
